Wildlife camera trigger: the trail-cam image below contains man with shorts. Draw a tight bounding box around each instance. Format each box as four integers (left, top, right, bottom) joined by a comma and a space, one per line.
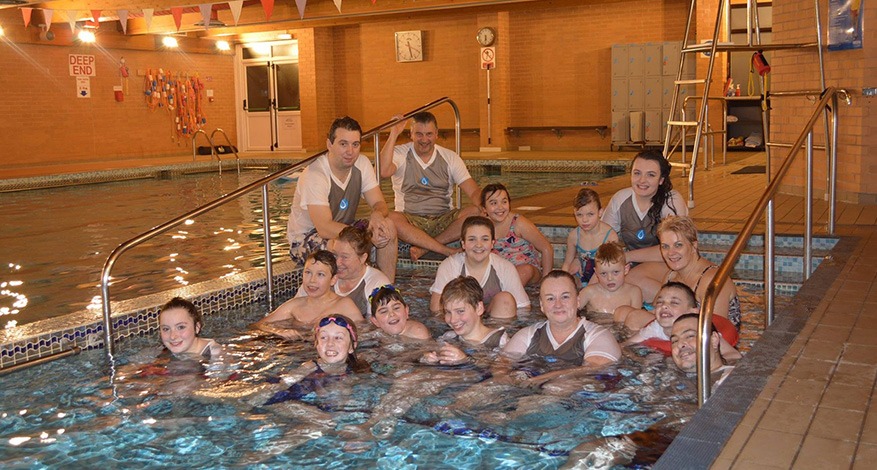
379, 111, 481, 260
287, 116, 398, 281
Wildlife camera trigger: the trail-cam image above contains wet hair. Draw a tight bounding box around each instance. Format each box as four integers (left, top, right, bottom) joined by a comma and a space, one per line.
633, 149, 678, 232
440, 276, 484, 309
595, 241, 626, 266
306, 249, 338, 276
314, 314, 371, 373
574, 188, 601, 210
411, 111, 438, 127
370, 285, 406, 314
480, 183, 510, 208
673, 313, 718, 335
159, 297, 202, 332
461, 215, 495, 240
657, 215, 699, 247
540, 269, 578, 291
337, 225, 372, 257
660, 281, 698, 308
327, 116, 362, 143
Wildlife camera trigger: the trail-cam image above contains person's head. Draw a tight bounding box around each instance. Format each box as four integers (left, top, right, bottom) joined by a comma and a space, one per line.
654, 281, 698, 329
539, 270, 579, 325
657, 215, 700, 273
314, 314, 359, 365
369, 285, 410, 336
480, 183, 511, 223
461, 216, 495, 264
572, 188, 603, 233
440, 276, 486, 339
593, 242, 629, 292
301, 250, 338, 297
326, 116, 363, 171
333, 226, 372, 280
410, 111, 439, 159
670, 313, 721, 373
631, 149, 677, 229
159, 297, 203, 355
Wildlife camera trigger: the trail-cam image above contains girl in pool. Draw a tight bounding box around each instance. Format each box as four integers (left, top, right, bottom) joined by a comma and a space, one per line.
159, 297, 223, 359
561, 188, 619, 287
480, 183, 554, 286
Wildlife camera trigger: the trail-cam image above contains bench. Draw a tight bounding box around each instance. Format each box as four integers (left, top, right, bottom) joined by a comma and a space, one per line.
505, 125, 609, 139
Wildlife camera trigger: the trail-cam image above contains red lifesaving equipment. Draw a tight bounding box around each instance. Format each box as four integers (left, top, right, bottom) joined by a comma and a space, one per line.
752, 51, 771, 76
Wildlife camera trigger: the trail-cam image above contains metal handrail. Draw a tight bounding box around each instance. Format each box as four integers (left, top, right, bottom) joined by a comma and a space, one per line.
696, 87, 849, 405
99, 96, 461, 361
210, 128, 241, 175
192, 129, 221, 175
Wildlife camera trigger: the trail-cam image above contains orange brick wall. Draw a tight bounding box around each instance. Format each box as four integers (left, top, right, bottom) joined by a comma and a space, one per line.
0, 35, 236, 169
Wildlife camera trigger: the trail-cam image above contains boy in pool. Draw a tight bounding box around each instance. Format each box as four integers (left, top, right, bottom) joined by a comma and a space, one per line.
422, 276, 510, 365
368, 285, 431, 341
159, 297, 223, 359
252, 250, 364, 340
577, 242, 643, 314
430, 216, 530, 319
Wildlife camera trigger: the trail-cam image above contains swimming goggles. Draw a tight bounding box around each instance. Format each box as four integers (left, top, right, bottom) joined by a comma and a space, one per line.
317, 316, 357, 342
368, 284, 399, 302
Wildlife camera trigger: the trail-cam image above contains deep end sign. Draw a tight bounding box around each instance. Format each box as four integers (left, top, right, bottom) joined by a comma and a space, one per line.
69, 54, 96, 77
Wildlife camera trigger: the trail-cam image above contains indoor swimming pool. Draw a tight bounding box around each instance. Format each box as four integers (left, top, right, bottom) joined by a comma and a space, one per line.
0, 162, 620, 328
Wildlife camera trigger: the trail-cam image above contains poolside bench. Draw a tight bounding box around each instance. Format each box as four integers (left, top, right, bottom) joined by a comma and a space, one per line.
505, 125, 609, 139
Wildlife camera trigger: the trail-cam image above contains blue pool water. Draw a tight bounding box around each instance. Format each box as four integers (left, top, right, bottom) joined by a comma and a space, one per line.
0, 166, 616, 327
0, 272, 704, 468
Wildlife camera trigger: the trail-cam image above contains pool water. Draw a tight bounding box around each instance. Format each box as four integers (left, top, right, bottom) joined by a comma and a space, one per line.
0, 167, 616, 327
0, 271, 706, 468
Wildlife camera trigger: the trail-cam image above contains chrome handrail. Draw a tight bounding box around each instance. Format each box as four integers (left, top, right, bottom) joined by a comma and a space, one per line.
192, 129, 220, 175
696, 87, 848, 405
100, 97, 461, 361
210, 128, 241, 175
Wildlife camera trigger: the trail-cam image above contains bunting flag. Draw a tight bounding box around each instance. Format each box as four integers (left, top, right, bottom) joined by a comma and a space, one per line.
333, 0, 342, 13
143, 9, 154, 31
21, 7, 32, 28
260, 0, 274, 21
118, 10, 128, 34
228, 1, 243, 25
171, 7, 183, 31
295, 0, 306, 19
199, 4, 211, 29
65, 10, 77, 32
43, 10, 53, 31
91, 10, 101, 23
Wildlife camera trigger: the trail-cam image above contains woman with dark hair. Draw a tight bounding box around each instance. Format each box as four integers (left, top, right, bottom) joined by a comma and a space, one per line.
601, 149, 687, 301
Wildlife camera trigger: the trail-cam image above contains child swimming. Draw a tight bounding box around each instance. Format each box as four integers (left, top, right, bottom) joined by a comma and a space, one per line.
369, 285, 431, 340
480, 183, 554, 286
577, 242, 643, 314
561, 188, 619, 287
158, 297, 223, 359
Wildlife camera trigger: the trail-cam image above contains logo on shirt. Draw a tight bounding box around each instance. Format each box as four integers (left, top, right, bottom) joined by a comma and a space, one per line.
339, 198, 349, 210
420, 176, 430, 186
636, 229, 646, 240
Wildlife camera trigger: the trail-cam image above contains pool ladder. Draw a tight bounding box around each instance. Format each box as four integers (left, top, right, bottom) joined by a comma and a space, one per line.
192, 128, 241, 176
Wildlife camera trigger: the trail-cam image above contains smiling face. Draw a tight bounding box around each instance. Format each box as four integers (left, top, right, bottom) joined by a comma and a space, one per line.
630, 157, 664, 200
539, 275, 579, 327
443, 298, 484, 340
372, 299, 410, 336
461, 224, 494, 264
301, 258, 336, 297
159, 307, 202, 355
411, 121, 438, 159
594, 260, 628, 292
574, 201, 602, 233
654, 286, 697, 329
332, 240, 368, 281
315, 322, 354, 364
482, 188, 511, 223
326, 128, 361, 173
659, 230, 699, 273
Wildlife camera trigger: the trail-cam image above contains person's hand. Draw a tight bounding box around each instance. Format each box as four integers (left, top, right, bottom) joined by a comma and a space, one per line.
434, 343, 468, 365
388, 114, 407, 137
420, 351, 439, 364
369, 214, 395, 248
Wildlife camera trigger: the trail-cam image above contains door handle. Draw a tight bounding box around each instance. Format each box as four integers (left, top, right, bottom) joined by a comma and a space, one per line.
243, 99, 248, 111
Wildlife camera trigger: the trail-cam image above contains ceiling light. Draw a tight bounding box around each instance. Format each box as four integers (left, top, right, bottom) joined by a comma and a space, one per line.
0, 25, 4, 37
162, 36, 178, 48
277, 33, 292, 40
216, 40, 230, 51
78, 30, 96, 43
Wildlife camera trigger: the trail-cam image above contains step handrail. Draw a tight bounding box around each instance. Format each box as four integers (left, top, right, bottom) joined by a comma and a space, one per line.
100, 96, 461, 362
192, 129, 221, 175
696, 87, 848, 406
210, 128, 241, 175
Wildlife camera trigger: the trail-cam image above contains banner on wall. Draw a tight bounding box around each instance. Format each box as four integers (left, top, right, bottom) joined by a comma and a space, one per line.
76, 77, 91, 98
828, 0, 864, 50
69, 54, 96, 76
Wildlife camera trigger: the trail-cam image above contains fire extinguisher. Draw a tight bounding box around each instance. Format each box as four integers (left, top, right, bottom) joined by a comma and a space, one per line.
752, 51, 771, 76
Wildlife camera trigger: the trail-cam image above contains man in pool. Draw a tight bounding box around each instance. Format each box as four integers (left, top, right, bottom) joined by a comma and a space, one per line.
671, 313, 735, 388
287, 116, 398, 281
379, 111, 481, 260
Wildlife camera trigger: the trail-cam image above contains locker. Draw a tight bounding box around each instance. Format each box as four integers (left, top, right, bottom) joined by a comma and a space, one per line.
644, 76, 662, 109
611, 78, 629, 111
630, 111, 645, 142
612, 44, 629, 77
644, 43, 663, 76
627, 45, 645, 76
628, 77, 645, 111
612, 112, 630, 143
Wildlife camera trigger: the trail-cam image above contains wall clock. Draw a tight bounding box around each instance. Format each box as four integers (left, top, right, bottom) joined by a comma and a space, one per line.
395, 30, 423, 62
477, 27, 496, 47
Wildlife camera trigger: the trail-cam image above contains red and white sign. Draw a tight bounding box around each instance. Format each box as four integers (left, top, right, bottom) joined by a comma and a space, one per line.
481, 47, 496, 69
69, 54, 96, 77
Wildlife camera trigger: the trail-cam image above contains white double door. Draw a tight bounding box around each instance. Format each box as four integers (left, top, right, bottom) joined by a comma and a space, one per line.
239, 60, 302, 151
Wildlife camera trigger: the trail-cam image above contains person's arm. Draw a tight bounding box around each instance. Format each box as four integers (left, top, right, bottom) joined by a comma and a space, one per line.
379, 116, 406, 178
458, 178, 481, 207
337, 297, 366, 324
307, 204, 347, 240
515, 214, 554, 277
577, 286, 593, 310
403, 321, 432, 341
561, 231, 578, 274
362, 187, 396, 249
624, 245, 664, 263
429, 292, 443, 314
630, 284, 643, 309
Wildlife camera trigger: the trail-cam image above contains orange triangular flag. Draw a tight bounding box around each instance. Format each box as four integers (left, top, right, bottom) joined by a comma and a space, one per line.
91, 10, 101, 23
228, 1, 243, 25
21, 8, 32, 28
295, 0, 306, 19
43, 9, 53, 31
260, 0, 274, 21
118, 10, 128, 34
171, 7, 183, 31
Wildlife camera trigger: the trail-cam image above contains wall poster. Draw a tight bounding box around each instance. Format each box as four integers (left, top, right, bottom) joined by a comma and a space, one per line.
828, 0, 864, 50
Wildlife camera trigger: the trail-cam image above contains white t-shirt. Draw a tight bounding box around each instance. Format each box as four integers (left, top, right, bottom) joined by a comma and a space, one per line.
287, 153, 380, 241
626, 320, 667, 344
390, 143, 473, 214
601, 187, 687, 251
295, 265, 390, 318
503, 318, 621, 363
430, 253, 531, 309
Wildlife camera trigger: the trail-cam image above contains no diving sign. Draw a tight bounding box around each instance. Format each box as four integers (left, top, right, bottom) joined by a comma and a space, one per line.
481, 47, 496, 69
